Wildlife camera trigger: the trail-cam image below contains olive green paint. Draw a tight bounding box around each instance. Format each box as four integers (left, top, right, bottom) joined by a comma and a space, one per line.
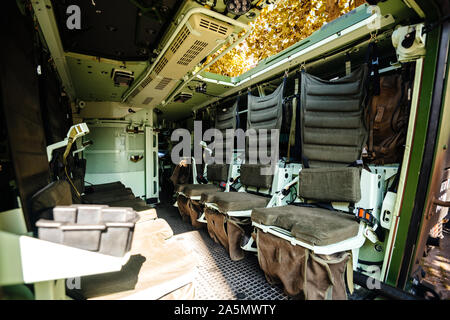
66, 52, 148, 102
385, 26, 440, 286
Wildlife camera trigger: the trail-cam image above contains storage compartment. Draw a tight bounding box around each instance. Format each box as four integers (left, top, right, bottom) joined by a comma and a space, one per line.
204, 207, 247, 261
176, 194, 206, 229
256, 230, 353, 300
36, 205, 138, 257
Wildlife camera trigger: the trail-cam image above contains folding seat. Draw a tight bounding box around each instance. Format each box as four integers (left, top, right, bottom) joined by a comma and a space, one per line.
251, 65, 383, 299
175, 100, 240, 228
200, 79, 297, 260
81, 184, 155, 213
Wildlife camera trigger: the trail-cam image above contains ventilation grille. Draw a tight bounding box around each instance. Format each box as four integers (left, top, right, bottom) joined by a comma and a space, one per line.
155, 77, 172, 90
199, 18, 229, 35
170, 26, 191, 54
142, 97, 154, 105
128, 89, 140, 100
177, 40, 209, 66
140, 74, 154, 89
154, 57, 168, 75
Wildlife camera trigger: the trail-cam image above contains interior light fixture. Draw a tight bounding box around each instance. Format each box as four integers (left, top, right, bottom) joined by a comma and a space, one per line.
225, 0, 252, 15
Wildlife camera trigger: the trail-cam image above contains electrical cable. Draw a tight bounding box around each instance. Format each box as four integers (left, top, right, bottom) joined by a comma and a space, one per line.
62, 136, 81, 198
65, 165, 81, 199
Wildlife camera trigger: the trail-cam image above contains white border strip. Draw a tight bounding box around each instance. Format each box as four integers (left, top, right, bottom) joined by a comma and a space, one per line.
253, 222, 366, 255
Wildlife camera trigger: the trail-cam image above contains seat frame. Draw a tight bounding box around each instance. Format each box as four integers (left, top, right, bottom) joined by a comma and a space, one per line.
252, 221, 366, 268
200, 167, 301, 252
175, 153, 241, 225
249, 165, 399, 260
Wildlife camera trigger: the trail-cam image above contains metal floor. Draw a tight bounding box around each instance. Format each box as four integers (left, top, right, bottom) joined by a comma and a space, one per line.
155, 204, 290, 300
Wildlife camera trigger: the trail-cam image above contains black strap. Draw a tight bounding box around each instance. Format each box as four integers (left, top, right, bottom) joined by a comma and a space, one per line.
423, 14, 450, 34
349, 202, 355, 213
366, 41, 380, 96
197, 174, 208, 184
388, 164, 402, 193
280, 74, 288, 127
347, 159, 364, 167
366, 41, 380, 94
283, 93, 300, 104
302, 155, 310, 168
293, 70, 303, 162
235, 95, 240, 129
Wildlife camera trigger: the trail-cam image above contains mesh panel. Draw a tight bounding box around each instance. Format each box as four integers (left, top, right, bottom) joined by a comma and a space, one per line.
301, 65, 368, 167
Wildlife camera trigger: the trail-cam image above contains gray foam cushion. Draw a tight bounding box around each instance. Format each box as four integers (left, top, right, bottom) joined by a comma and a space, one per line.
207, 164, 229, 183
252, 205, 359, 246
215, 101, 238, 131
202, 192, 270, 212
298, 167, 361, 203
182, 184, 222, 197
247, 81, 284, 131
240, 164, 274, 189
301, 65, 368, 167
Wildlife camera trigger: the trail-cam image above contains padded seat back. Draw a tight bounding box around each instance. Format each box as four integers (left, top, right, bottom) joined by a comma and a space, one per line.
206, 164, 229, 183
207, 101, 238, 183
240, 81, 285, 189
300, 66, 368, 167
297, 66, 368, 204
298, 167, 361, 203
215, 100, 238, 131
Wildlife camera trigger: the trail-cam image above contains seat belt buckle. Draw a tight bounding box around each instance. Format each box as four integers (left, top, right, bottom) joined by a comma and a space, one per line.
356, 208, 376, 227
219, 181, 227, 189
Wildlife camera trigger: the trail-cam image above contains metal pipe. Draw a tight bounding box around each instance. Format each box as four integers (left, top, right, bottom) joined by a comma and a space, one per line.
122, 7, 251, 102
433, 198, 450, 207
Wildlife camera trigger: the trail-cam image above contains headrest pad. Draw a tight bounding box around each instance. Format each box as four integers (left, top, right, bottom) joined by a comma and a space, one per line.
298, 167, 361, 203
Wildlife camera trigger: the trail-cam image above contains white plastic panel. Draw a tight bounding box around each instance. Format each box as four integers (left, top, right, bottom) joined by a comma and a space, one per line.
145, 127, 159, 202
83, 124, 146, 198
19, 235, 130, 283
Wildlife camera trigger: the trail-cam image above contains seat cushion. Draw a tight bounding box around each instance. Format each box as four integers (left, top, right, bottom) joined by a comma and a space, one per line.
84, 182, 125, 194
298, 167, 361, 203
207, 164, 229, 182
182, 184, 222, 197
82, 188, 135, 204
240, 164, 274, 189
252, 205, 359, 246
108, 198, 151, 213
202, 192, 270, 212
200, 191, 225, 203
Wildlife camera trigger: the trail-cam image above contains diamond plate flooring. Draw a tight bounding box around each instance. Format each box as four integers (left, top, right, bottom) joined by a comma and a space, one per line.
156, 204, 290, 300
